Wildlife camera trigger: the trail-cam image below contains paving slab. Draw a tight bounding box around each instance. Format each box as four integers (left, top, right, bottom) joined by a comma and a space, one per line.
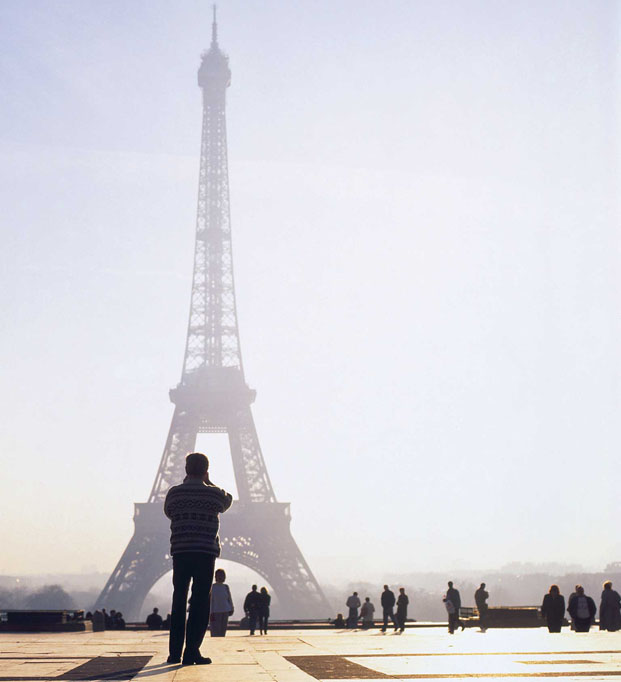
1, 627, 621, 682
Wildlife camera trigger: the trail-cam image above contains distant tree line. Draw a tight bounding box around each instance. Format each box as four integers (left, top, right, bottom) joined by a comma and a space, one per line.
0, 584, 99, 611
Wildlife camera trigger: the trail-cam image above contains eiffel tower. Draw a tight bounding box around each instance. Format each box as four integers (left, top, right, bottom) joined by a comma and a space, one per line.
95, 10, 330, 621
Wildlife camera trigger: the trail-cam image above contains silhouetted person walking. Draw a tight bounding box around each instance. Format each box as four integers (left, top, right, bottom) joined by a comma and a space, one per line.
244, 585, 261, 635
599, 581, 621, 631
396, 587, 409, 632
381, 585, 399, 632
346, 592, 361, 628
146, 607, 163, 630
209, 569, 234, 637
164, 452, 232, 665
444, 581, 464, 633
475, 583, 489, 632
541, 585, 565, 633
360, 597, 375, 629
258, 587, 271, 635
568, 585, 596, 632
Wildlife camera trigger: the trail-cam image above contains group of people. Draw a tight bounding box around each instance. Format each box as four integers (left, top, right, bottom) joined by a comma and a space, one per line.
146, 607, 172, 630
344, 586, 410, 632
85, 608, 126, 630
541, 581, 621, 633
443, 579, 621, 634
242, 584, 272, 635
341, 578, 621, 636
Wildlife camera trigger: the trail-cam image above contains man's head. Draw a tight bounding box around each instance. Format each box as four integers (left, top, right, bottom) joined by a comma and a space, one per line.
365, 597, 370, 602
480, 583, 486, 589
399, 587, 405, 594
576, 585, 584, 595
153, 607, 159, 614
252, 584, 257, 591
215, 569, 226, 583
384, 584, 389, 591
353, 591, 358, 596
448, 581, 453, 588
185, 452, 209, 477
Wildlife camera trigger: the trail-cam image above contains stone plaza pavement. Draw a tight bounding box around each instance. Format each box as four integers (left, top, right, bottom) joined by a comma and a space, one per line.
1, 626, 621, 682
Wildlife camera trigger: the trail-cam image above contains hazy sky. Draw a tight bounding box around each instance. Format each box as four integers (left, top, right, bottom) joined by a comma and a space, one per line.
1, 1, 619, 585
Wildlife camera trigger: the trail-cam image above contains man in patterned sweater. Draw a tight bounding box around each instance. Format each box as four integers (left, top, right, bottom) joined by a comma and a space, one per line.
164, 452, 232, 665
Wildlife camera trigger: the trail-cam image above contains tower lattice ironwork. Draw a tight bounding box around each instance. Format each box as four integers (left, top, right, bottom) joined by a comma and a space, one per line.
95, 11, 330, 621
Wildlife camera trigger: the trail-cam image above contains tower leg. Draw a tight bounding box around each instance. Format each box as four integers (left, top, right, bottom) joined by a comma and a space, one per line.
95, 505, 172, 621
220, 503, 331, 619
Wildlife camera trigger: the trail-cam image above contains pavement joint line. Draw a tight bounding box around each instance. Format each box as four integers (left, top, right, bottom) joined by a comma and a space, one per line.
0, 657, 91, 660
348, 651, 621, 657
370, 674, 621, 679
519, 661, 601, 665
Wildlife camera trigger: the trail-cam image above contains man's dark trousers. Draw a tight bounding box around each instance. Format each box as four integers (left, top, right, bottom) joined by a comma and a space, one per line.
169, 552, 216, 660
248, 609, 259, 635
382, 608, 399, 631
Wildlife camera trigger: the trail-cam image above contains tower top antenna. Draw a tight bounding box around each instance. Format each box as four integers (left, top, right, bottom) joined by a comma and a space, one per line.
211, 4, 218, 47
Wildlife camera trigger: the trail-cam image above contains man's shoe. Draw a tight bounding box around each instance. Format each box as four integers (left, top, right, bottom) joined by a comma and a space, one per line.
182, 655, 212, 666
167, 656, 180, 664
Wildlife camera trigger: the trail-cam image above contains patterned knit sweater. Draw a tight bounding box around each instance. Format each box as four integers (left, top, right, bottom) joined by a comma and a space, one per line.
164, 477, 233, 556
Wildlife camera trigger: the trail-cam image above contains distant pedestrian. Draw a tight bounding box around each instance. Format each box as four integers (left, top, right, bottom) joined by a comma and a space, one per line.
475, 583, 489, 632
209, 569, 234, 637
396, 588, 409, 632
541, 585, 565, 633
258, 587, 271, 635
568, 584, 580, 630
146, 607, 163, 630
332, 613, 346, 628
346, 592, 361, 628
568, 585, 596, 632
244, 585, 261, 635
92, 610, 105, 632
360, 597, 375, 629
381, 585, 399, 632
599, 581, 621, 632
444, 581, 464, 634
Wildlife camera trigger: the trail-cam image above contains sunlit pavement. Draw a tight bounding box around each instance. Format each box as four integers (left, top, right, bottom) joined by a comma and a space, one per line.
1, 626, 621, 681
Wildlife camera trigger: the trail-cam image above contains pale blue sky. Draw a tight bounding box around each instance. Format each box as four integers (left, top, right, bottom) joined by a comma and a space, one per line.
0, 0, 619, 582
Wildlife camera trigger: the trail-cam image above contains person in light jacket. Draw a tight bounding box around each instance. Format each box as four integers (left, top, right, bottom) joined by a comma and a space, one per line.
209, 568, 234, 637
567, 585, 596, 632
360, 597, 375, 629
